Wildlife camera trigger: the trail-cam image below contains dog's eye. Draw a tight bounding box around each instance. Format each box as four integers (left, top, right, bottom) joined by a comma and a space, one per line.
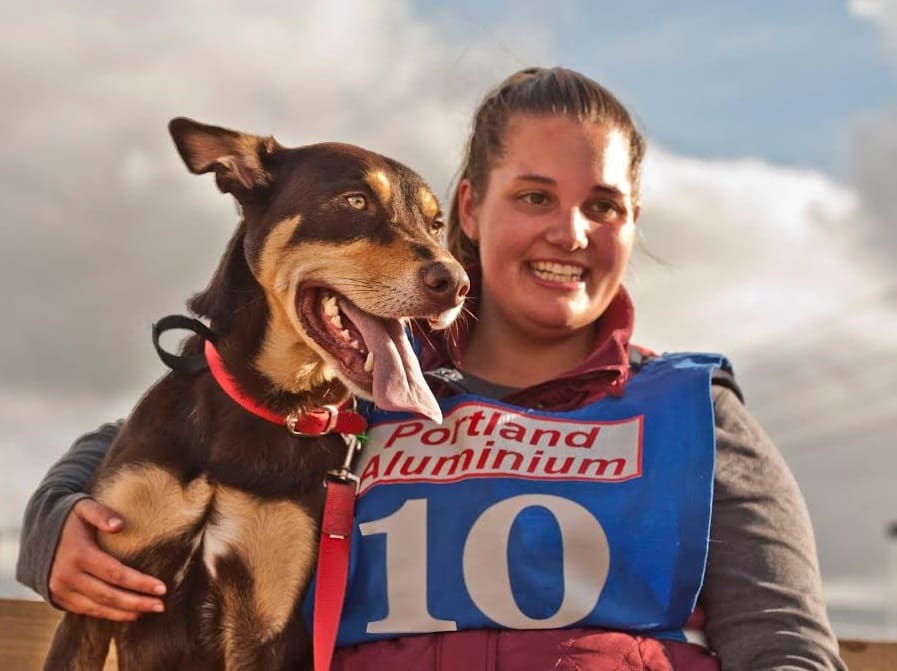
345, 194, 367, 210
430, 218, 445, 235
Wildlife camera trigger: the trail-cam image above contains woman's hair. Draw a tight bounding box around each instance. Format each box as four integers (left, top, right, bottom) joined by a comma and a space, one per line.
447, 66, 646, 267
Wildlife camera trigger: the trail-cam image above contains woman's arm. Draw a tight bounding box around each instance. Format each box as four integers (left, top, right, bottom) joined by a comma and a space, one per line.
703, 387, 846, 670
16, 422, 166, 620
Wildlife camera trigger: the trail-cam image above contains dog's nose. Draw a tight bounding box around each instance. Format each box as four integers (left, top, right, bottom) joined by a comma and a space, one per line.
421, 260, 470, 305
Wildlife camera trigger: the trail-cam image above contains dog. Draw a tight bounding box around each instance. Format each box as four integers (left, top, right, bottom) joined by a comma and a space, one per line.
43, 117, 469, 671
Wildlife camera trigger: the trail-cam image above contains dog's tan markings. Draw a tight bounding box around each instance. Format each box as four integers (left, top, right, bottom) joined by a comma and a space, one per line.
207, 487, 316, 645
256, 215, 303, 291
365, 169, 392, 206
94, 465, 213, 560
181, 132, 275, 191
252, 215, 333, 393
419, 187, 439, 220
256, 312, 335, 394
251, 212, 443, 394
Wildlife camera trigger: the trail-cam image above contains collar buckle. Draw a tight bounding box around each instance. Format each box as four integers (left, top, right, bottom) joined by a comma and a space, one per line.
285, 404, 340, 436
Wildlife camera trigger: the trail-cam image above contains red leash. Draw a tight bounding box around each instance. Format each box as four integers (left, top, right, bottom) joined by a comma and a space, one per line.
203, 338, 364, 670
313, 435, 363, 671
314, 464, 359, 671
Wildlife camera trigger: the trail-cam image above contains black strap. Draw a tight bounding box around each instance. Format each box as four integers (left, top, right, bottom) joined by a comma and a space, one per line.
151, 314, 216, 373
709, 366, 744, 403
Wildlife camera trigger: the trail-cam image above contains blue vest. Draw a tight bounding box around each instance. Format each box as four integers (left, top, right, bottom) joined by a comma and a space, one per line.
306, 352, 724, 646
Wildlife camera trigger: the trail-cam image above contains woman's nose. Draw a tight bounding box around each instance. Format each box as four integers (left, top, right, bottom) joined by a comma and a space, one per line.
544, 207, 590, 251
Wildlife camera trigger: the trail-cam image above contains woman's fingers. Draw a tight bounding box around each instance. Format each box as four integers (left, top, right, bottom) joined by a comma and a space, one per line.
67, 570, 164, 617
48, 498, 167, 619
72, 498, 123, 533
78, 546, 167, 600
55, 591, 140, 623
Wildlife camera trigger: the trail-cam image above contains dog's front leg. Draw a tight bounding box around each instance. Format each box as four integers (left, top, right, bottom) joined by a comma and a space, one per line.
43, 613, 112, 671
205, 487, 319, 670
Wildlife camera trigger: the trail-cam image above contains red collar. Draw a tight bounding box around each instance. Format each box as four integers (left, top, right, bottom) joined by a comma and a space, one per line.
204, 340, 367, 436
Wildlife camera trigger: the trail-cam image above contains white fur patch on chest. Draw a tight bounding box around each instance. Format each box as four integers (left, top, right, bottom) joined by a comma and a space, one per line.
199, 486, 320, 638
202, 507, 245, 580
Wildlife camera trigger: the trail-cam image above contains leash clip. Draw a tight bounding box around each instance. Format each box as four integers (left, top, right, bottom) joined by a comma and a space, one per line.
324, 433, 364, 493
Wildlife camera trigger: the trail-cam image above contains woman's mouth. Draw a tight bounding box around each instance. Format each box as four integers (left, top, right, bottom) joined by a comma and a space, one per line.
529, 261, 586, 284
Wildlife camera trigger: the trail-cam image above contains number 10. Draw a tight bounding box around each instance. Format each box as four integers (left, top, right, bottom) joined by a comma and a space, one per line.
358, 494, 610, 633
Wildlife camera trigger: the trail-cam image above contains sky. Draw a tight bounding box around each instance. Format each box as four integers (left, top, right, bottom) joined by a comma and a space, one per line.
1, 0, 895, 639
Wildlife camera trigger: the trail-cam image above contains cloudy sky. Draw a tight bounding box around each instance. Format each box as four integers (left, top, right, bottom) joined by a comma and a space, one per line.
1, 0, 895, 638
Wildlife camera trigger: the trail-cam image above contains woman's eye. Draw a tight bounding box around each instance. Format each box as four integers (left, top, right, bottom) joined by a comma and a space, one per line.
587, 199, 621, 220
519, 192, 550, 206
345, 194, 367, 210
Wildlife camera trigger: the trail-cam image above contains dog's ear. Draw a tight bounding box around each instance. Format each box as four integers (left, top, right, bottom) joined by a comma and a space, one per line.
169, 117, 280, 199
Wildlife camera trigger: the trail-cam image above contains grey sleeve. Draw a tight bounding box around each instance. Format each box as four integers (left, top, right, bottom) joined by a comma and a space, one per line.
15, 421, 122, 604
703, 387, 846, 671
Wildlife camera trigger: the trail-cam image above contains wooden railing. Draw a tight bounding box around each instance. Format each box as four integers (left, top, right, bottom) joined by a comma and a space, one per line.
1, 598, 894, 670
1, 599, 117, 671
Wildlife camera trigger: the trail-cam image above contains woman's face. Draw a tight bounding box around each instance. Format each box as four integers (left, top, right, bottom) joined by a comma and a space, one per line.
459, 114, 639, 345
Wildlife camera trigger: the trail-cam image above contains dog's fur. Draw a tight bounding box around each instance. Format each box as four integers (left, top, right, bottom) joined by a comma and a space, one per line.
44, 118, 468, 671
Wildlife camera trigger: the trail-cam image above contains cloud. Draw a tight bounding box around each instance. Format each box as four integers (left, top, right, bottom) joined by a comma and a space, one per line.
849, 0, 897, 35
847, 0, 897, 259
0, 0, 551, 397
626, 142, 897, 596
0, 0, 555, 529
629, 147, 895, 356
838, 14, 897, 295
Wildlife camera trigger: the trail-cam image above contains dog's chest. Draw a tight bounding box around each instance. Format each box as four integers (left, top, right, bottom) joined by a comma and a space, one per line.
96, 464, 319, 637
198, 485, 319, 634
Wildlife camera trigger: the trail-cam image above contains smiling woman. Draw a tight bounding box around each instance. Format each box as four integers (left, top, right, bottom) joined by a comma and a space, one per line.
15, 67, 848, 671
456, 115, 638, 387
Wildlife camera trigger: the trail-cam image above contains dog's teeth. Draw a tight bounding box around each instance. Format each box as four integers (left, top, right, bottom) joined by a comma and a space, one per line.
323, 295, 339, 316
329, 313, 343, 330
321, 365, 336, 381
340, 329, 351, 341
364, 352, 374, 373
349, 339, 360, 350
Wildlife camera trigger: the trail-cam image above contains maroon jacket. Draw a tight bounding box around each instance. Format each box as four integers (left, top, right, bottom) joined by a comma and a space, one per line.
332, 280, 720, 671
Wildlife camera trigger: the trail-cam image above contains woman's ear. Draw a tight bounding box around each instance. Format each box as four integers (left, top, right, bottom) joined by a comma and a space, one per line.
458, 179, 479, 242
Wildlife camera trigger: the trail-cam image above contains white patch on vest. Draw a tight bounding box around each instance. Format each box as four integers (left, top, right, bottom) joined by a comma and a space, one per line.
355, 400, 644, 494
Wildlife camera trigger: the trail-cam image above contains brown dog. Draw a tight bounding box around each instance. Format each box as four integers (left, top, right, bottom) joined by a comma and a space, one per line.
43, 118, 469, 671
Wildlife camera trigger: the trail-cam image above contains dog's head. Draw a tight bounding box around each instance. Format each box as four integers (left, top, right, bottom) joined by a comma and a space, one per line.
169, 118, 468, 422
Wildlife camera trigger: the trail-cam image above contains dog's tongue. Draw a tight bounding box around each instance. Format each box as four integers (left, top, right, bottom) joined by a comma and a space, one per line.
338, 300, 443, 424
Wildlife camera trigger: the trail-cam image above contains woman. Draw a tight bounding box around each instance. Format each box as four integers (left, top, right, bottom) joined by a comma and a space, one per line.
18, 67, 845, 670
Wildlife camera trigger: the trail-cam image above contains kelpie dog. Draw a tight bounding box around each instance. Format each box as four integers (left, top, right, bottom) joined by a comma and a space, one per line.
44, 118, 469, 671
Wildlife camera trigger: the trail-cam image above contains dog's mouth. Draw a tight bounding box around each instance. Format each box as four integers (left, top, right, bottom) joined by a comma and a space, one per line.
296, 286, 442, 423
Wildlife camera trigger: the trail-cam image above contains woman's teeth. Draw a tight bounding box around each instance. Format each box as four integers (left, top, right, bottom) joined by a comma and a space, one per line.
530, 261, 584, 283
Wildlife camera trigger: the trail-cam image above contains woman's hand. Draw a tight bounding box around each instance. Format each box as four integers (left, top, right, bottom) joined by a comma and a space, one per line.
48, 498, 167, 621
